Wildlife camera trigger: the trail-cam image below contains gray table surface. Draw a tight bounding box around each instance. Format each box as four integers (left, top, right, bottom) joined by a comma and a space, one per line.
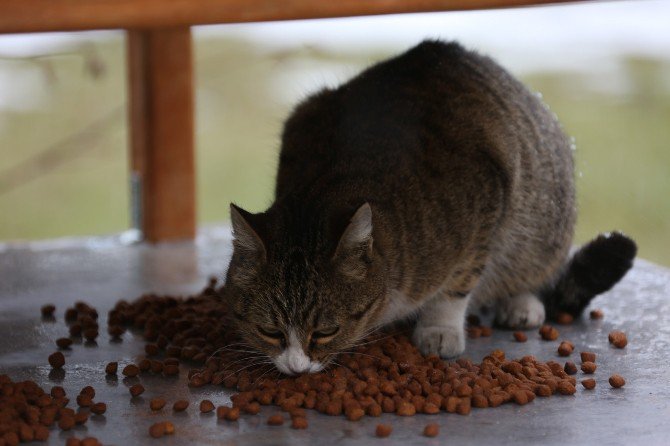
1, 227, 669, 446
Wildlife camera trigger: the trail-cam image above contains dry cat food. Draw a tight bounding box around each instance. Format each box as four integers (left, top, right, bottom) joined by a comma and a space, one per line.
150, 398, 167, 411
581, 378, 596, 390
423, 423, 439, 437
581, 362, 597, 374
557, 341, 574, 357
173, 400, 189, 412
56, 337, 73, 349
563, 361, 578, 375
608, 331, 628, 348
609, 374, 626, 388
129, 384, 145, 397
105, 361, 118, 375
580, 352, 596, 363
291, 416, 308, 429
91, 402, 107, 415
539, 325, 559, 341
48, 351, 65, 369
122, 364, 140, 377
149, 421, 175, 438
376, 424, 393, 438
199, 400, 215, 413
513, 331, 528, 342
40, 304, 56, 317
267, 414, 285, 426
589, 309, 604, 320
105, 281, 595, 430
555, 312, 574, 325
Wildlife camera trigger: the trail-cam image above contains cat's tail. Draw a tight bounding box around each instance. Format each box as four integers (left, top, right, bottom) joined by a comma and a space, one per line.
541, 232, 637, 320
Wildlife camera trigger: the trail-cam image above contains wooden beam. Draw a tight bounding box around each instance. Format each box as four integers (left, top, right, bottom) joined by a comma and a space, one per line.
2, 0, 593, 33
127, 28, 195, 242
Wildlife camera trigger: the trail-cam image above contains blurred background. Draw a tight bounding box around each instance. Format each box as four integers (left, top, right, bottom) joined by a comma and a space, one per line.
0, 0, 668, 266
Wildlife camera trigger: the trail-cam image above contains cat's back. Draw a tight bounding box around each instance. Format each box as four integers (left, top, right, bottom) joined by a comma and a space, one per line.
277, 40, 567, 198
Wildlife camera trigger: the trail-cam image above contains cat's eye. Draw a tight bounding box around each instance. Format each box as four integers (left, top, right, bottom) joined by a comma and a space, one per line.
312, 326, 339, 343
257, 325, 283, 343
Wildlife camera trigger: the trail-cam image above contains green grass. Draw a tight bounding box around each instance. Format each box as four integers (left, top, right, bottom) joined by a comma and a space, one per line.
0, 37, 668, 266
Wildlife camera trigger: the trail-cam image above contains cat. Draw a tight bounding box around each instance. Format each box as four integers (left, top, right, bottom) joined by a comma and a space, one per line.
223, 40, 636, 375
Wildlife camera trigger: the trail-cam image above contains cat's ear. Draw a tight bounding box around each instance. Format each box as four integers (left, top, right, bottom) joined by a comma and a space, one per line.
230, 203, 266, 262
333, 203, 373, 280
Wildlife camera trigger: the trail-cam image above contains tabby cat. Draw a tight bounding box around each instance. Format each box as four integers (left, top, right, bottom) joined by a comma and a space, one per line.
223, 40, 636, 375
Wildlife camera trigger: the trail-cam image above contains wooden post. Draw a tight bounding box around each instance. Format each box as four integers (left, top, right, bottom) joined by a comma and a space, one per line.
127, 27, 195, 242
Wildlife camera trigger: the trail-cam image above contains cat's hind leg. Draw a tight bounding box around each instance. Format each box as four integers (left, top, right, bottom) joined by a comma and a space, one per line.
494, 292, 545, 329
412, 291, 469, 358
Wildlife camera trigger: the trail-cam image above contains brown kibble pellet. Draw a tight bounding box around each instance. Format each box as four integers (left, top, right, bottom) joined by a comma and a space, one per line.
81, 437, 102, 446
41, 304, 56, 317
556, 312, 574, 325
66, 438, 81, 446
49, 351, 65, 368
105, 361, 118, 374
56, 337, 73, 349
91, 402, 107, 415
129, 384, 145, 397
581, 378, 596, 390
539, 325, 559, 341
608, 331, 628, 348
58, 415, 75, 430
164, 364, 179, 376
557, 381, 576, 395
423, 423, 439, 437
34, 425, 50, 441
590, 309, 604, 319
346, 407, 365, 421
376, 424, 393, 438
396, 401, 416, 416
225, 407, 241, 421
164, 421, 175, 435
199, 399, 215, 413
291, 417, 308, 429
609, 374, 626, 388
83, 328, 98, 341
122, 364, 140, 377
80, 385, 95, 398
580, 351, 596, 363
74, 411, 89, 425
149, 422, 166, 438
558, 341, 573, 357
564, 361, 578, 375
77, 394, 93, 407
513, 331, 527, 342
581, 361, 597, 374
267, 414, 284, 426
150, 398, 166, 411
173, 400, 189, 412
480, 326, 493, 337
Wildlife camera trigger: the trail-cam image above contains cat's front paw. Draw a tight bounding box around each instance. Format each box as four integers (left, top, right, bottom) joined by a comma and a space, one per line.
412, 324, 465, 358
495, 293, 545, 329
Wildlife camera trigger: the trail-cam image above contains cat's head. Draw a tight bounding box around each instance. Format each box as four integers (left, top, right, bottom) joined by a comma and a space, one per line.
223, 202, 387, 375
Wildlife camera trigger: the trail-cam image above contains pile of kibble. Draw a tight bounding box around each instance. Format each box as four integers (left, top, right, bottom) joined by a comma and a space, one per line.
0, 279, 628, 444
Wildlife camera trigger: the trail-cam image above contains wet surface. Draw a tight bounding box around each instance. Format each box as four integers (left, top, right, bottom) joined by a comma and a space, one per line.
1, 227, 669, 445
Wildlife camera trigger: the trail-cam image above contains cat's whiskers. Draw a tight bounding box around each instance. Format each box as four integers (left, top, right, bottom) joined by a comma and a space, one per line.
221, 358, 274, 382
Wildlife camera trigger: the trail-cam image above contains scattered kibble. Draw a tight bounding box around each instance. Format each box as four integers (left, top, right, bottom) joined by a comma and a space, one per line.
423, 423, 439, 437
105, 361, 118, 374
267, 414, 284, 426
56, 337, 73, 349
581, 362, 597, 374
199, 399, 215, 413
291, 417, 308, 429
91, 402, 107, 415
556, 312, 574, 325
564, 361, 578, 375
173, 400, 189, 412
376, 424, 393, 438
609, 374, 626, 388
513, 331, 527, 342
122, 364, 140, 377
41, 304, 56, 317
48, 351, 65, 369
539, 325, 559, 341
580, 352, 596, 363
558, 341, 574, 357
150, 398, 166, 411
581, 379, 596, 390
589, 309, 604, 320
129, 384, 145, 397
608, 331, 628, 348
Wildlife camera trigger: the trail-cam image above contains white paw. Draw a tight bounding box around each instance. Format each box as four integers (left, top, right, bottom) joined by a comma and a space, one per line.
495, 293, 545, 329
412, 324, 465, 358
